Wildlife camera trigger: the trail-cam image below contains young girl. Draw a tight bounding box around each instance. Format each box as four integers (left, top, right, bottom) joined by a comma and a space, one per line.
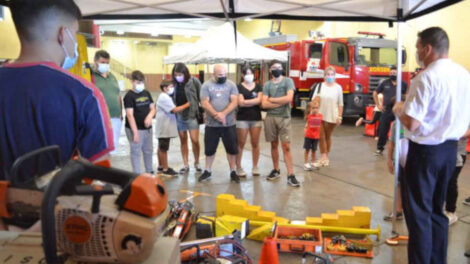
304, 100, 322, 170
155, 80, 188, 176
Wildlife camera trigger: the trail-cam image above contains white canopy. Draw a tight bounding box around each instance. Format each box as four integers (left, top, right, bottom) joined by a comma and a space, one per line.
163, 22, 287, 64
75, 0, 461, 22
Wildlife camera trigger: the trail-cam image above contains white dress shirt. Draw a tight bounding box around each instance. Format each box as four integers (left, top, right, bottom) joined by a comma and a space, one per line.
403, 58, 470, 145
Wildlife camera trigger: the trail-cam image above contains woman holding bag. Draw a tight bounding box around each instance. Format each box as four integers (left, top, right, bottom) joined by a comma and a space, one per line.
171, 63, 203, 174
309, 66, 343, 167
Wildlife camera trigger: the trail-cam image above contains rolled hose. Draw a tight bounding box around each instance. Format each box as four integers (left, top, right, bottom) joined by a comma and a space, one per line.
41, 160, 136, 264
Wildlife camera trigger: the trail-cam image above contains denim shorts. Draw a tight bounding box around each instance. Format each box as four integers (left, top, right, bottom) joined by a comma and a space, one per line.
236, 120, 262, 129
176, 117, 199, 132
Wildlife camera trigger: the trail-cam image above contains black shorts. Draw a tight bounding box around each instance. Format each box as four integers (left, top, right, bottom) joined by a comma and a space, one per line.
158, 138, 170, 152
204, 125, 238, 156
303, 138, 318, 151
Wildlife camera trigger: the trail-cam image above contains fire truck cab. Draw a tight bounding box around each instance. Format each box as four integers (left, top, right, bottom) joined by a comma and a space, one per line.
256, 33, 409, 116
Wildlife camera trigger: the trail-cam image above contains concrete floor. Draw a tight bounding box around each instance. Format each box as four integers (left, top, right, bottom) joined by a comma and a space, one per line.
110, 116, 470, 264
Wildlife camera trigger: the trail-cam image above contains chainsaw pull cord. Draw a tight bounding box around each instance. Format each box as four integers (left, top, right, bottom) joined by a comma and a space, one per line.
41, 160, 136, 264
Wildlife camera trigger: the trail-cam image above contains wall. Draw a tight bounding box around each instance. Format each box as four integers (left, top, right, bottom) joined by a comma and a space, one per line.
0, 7, 20, 59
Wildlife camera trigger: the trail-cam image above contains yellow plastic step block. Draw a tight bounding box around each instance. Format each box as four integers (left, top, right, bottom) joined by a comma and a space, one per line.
304, 207, 371, 229
215, 215, 249, 237
216, 194, 236, 216
305, 217, 323, 225
274, 217, 290, 224
252, 210, 276, 222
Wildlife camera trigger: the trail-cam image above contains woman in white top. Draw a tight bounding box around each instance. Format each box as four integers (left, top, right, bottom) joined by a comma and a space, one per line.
311, 66, 343, 167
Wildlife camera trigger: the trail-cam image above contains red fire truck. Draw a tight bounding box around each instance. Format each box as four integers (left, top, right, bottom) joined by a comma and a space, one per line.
255, 32, 410, 116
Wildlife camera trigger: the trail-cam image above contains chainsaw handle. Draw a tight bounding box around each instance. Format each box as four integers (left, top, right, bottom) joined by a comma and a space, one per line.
41, 160, 137, 264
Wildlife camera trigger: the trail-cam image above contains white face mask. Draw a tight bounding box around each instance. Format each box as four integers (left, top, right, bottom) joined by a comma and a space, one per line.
135, 83, 145, 93
97, 63, 110, 74
244, 74, 254, 83
415, 50, 424, 68
167, 87, 175, 95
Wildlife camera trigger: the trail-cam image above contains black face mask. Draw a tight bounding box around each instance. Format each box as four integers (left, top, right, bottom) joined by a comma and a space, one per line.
216, 76, 227, 84
390, 75, 397, 81
271, 69, 283, 78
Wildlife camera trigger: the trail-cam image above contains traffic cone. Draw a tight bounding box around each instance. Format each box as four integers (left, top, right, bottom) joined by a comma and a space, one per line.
259, 237, 279, 264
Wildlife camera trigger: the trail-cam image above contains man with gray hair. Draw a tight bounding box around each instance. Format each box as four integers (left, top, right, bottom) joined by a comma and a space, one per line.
393, 27, 470, 263
198, 64, 240, 183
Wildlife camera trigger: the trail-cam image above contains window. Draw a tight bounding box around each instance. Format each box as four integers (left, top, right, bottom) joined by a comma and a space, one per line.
309, 43, 322, 59
328, 42, 349, 68
356, 47, 398, 67
0, 7, 4, 21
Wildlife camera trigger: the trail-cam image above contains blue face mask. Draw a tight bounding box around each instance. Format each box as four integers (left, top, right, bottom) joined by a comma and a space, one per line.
61, 28, 78, 70
326, 77, 335, 83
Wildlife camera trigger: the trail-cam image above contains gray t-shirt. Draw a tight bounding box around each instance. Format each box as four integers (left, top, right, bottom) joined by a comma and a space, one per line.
262, 77, 295, 117
200, 79, 238, 127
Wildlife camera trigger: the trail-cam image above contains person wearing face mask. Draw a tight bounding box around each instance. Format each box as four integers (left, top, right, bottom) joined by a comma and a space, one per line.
393, 27, 470, 264
373, 66, 408, 156
123, 71, 156, 174
0, 0, 114, 187
92, 50, 123, 154
235, 65, 263, 177
261, 60, 299, 187
198, 64, 240, 183
309, 66, 343, 168
155, 80, 189, 176
171, 63, 203, 174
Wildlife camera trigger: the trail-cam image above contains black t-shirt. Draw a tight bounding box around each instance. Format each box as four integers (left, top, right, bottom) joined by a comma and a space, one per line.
175, 82, 188, 106
236, 83, 263, 121
124, 90, 154, 130
376, 78, 408, 111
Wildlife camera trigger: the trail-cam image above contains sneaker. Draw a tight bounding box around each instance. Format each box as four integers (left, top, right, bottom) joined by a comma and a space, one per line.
444, 211, 458, 225
304, 163, 312, 171
157, 167, 163, 172
237, 168, 247, 177
463, 196, 470, 206
312, 160, 322, 168
252, 166, 260, 176
266, 169, 280, 181
179, 166, 190, 174
198, 170, 212, 182
310, 162, 320, 170
230, 171, 240, 183
287, 175, 300, 187
383, 212, 403, 221
355, 117, 364, 127
374, 149, 383, 156
195, 163, 202, 173
162, 168, 178, 176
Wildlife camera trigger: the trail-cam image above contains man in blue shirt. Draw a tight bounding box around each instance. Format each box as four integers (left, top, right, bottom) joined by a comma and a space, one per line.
0, 0, 114, 182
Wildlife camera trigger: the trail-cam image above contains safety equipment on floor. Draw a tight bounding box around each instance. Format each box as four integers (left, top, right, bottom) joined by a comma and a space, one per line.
41, 159, 169, 264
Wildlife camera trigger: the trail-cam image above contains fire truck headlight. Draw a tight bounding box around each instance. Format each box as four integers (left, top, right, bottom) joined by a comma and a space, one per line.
354, 83, 363, 93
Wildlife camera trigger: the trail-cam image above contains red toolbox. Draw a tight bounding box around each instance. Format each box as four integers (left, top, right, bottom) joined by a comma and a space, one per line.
274, 225, 323, 254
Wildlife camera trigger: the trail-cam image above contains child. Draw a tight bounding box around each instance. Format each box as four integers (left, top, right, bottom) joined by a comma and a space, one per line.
304, 101, 322, 170
123, 70, 155, 174
355, 94, 384, 141
155, 80, 188, 176
384, 120, 408, 221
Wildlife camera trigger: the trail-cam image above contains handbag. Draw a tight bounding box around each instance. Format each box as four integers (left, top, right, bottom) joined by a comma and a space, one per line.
193, 78, 205, 124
